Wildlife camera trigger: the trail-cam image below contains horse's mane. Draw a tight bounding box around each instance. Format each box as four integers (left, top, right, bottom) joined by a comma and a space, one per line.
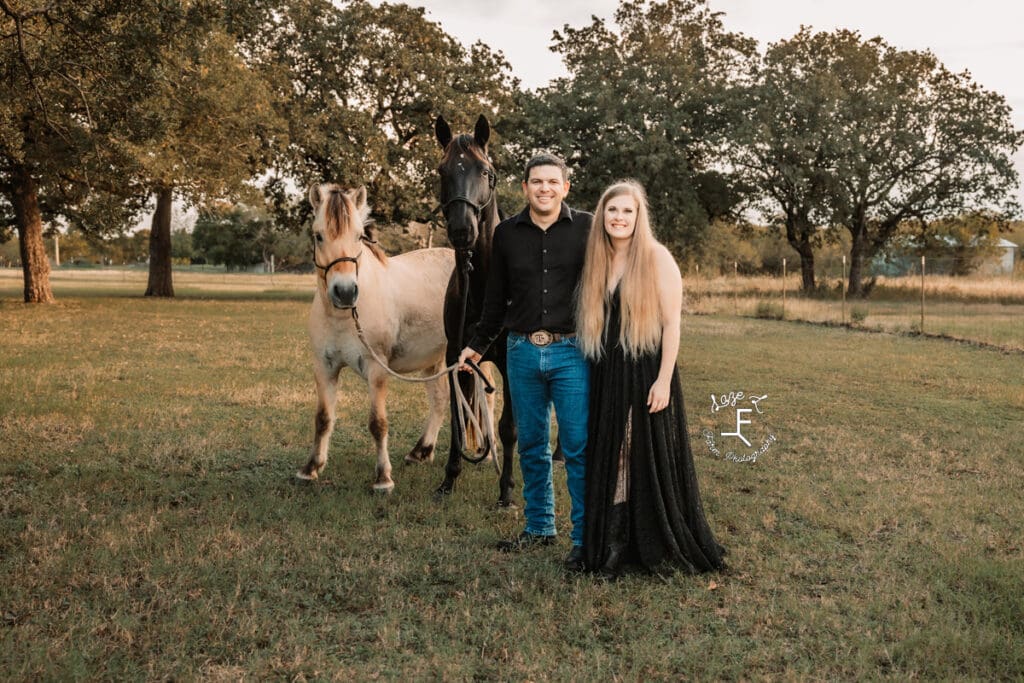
322, 185, 387, 264
441, 134, 488, 166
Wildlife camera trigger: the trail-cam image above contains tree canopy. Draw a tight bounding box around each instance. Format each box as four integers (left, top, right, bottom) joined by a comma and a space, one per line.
0, 1, 162, 301
252, 0, 517, 230
192, 203, 272, 270
512, 0, 757, 256
816, 31, 1022, 294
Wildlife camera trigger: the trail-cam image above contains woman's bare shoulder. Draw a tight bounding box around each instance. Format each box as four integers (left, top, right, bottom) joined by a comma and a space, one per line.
652, 243, 681, 280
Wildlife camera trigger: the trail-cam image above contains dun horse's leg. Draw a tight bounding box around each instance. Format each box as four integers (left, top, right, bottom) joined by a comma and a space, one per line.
368, 368, 394, 493
497, 368, 518, 507
297, 364, 339, 480
405, 364, 446, 465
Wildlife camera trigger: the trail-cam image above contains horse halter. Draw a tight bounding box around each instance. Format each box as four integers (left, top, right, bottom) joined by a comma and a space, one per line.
434, 165, 497, 222
311, 234, 375, 280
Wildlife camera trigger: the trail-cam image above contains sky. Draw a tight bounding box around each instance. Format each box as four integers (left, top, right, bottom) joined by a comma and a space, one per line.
390, 0, 1024, 206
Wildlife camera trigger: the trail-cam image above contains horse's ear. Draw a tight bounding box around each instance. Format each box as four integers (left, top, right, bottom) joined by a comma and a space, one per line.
308, 183, 322, 211
346, 186, 371, 224
474, 114, 490, 149
435, 115, 452, 149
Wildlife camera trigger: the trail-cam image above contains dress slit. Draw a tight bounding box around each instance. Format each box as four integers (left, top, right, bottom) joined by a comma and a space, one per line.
613, 408, 632, 505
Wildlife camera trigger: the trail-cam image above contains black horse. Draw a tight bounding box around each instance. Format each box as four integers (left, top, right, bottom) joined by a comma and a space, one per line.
433, 114, 516, 507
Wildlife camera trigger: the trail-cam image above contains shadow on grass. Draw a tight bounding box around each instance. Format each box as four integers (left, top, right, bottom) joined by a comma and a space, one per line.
0, 287, 312, 303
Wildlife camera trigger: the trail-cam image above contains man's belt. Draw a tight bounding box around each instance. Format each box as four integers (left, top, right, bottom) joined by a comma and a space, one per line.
521, 330, 576, 347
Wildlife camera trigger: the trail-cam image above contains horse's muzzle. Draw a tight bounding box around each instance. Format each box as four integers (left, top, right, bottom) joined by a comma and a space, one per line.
444, 210, 478, 250
329, 281, 358, 309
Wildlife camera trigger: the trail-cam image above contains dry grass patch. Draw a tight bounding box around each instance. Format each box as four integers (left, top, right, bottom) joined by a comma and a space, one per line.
0, 413, 95, 451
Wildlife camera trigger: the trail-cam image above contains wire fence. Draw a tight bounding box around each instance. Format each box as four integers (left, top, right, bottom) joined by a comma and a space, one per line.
684, 255, 1024, 351
4, 251, 1021, 350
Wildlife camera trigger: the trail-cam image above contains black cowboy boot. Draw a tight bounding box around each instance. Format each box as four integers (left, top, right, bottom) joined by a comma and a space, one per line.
598, 503, 628, 581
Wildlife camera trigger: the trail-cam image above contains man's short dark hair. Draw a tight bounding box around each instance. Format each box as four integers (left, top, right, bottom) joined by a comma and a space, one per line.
524, 153, 568, 182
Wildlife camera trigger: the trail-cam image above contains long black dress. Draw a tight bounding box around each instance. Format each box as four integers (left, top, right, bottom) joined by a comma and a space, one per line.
584, 289, 725, 574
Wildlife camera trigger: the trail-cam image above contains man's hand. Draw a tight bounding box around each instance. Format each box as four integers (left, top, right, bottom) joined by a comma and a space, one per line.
458, 347, 482, 372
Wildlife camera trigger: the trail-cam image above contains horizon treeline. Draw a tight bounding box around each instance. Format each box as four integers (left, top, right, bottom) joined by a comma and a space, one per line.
2, 0, 1021, 301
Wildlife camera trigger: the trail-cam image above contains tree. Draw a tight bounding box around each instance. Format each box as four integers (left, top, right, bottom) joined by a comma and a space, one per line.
511, 0, 756, 256
192, 203, 272, 270
814, 31, 1023, 296
0, 1, 151, 302
171, 227, 194, 263
123, 14, 282, 297
250, 0, 517, 230
109, 230, 150, 265
732, 28, 845, 291
0, 2, 281, 300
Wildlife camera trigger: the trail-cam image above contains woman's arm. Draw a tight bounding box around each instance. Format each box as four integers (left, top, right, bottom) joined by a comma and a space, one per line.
647, 245, 683, 413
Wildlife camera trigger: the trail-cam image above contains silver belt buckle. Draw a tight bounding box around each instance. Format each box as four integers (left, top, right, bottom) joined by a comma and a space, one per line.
529, 330, 554, 346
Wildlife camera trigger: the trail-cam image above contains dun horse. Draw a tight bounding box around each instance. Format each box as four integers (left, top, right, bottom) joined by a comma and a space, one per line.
297, 184, 455, 492
434, 115, 517, 506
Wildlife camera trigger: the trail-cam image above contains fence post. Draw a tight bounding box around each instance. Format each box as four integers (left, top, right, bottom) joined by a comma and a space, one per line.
920, 255, 925, 334
733, 260, 739, 316
841, 254, 847, 325
782, 257, 787, 319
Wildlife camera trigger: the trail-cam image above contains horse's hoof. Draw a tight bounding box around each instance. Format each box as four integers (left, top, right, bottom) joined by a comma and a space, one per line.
433, 484, 453, 500
404, 443, 435, 465
372, 481, 395, 494
496, 499, 517, 510
295, 470, 319, 481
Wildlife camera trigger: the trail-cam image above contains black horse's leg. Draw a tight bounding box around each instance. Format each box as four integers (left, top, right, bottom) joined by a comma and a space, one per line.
496, 364, 517, 507
435, 345, 467, 497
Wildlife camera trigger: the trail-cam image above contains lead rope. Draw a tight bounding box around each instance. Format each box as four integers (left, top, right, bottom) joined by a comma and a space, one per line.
349, 307, 498, 471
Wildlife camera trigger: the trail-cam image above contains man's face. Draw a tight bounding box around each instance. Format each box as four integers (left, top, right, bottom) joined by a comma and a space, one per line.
522, 164, 569, 217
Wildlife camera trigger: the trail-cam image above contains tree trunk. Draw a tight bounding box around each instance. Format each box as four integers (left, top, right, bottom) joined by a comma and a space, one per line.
10, 165, 55, 303
784, 215, 817, 291
145, 186, 174, 297
798, 247, 816, 291
848, 224, 867, 298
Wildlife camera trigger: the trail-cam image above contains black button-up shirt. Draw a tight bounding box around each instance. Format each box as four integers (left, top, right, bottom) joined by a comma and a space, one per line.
468, 203, 592, 354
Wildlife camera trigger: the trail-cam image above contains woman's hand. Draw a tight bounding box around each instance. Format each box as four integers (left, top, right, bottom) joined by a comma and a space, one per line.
647, 376, 671, 413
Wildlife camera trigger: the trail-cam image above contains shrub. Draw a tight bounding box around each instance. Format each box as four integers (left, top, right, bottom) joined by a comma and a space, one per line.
754, 301, 784, 320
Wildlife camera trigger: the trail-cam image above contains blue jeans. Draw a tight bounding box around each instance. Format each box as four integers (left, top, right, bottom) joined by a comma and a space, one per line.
506, 333, 590, 546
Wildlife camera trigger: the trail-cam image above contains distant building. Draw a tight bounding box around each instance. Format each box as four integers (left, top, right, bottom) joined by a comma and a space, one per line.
871, 237, 1020, 276
975, 238, 1019, 275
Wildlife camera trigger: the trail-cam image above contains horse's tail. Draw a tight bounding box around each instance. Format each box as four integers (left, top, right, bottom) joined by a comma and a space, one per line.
464, 362, 496, 460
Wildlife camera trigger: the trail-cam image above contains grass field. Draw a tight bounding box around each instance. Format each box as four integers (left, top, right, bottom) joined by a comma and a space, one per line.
1, 272, 1023, 679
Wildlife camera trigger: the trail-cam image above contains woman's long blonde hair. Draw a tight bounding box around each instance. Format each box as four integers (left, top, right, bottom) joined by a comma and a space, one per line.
576, 180, 662, 360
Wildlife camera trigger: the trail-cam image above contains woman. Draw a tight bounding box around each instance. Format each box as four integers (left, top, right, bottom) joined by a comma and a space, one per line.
577, 180, 725, 580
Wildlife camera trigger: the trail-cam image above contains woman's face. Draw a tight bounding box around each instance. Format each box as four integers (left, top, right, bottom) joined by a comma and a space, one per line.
603, 193, 638, 246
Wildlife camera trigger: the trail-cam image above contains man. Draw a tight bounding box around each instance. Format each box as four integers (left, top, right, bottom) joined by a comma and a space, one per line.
458, 153, 591, 572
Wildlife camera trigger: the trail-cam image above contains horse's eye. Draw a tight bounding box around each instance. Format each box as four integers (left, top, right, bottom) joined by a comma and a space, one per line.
315, 233, 323, 243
